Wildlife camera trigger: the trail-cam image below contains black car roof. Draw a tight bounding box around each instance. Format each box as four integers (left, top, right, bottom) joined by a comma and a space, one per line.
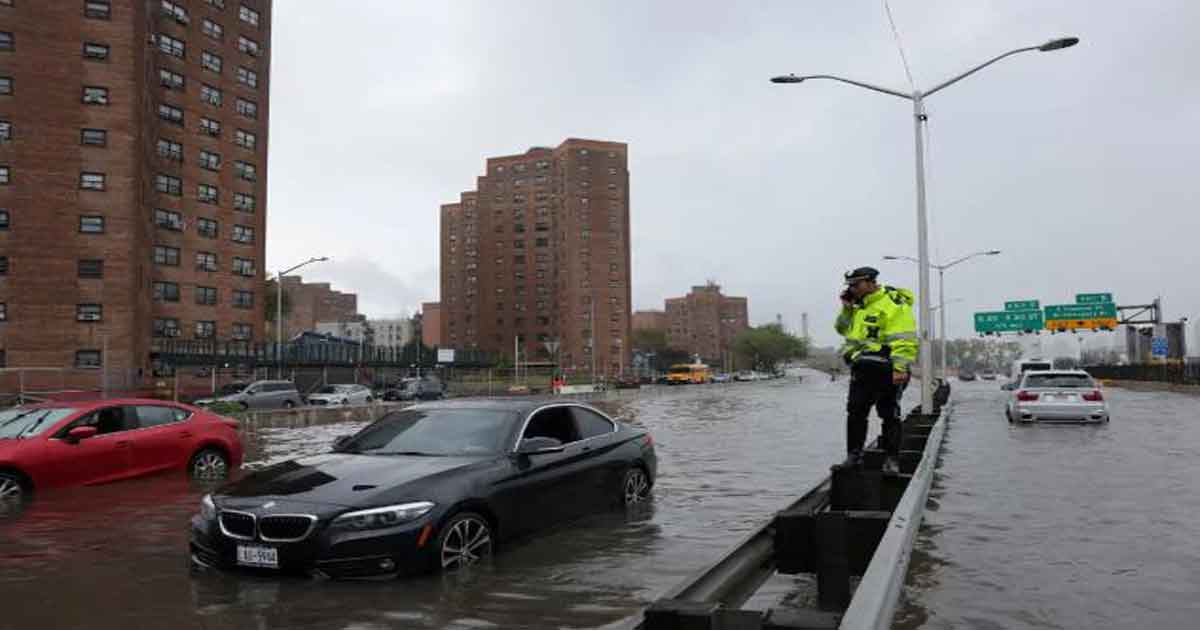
406, 397, 597, 415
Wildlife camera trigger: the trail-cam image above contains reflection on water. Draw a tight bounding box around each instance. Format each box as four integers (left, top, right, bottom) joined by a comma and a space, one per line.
0, 372, 862, 629
895, 381, 1200, 630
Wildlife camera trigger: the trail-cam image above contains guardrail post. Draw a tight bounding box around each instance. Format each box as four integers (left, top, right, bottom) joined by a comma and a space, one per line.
645, 600, 763, 630
816, 512, 851, 610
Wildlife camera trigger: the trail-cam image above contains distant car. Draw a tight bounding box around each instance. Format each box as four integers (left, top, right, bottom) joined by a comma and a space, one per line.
195, 380, 305, 410
980, 370, 998, 381
734, 371, 755, 382
383, 378, 444, 402
0, 399, 243, 508
189, 399, 656, 579
307, 384, 373, 406
711, 373, 732, 383
1005, 370, 1109, 424
614, 375, 641, 389
959, 370, 977, 382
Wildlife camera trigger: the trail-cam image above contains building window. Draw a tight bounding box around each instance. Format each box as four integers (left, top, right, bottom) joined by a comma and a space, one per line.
0, 256, 6, 274
80, 128, 106, 146
195, 251, 218, 272
194, 321, 216, 340
197, 217, 218, 238
153, 318, 180, 338
198, 184, 219, 204
237, 35, 260, 57
0, 76, 11, 95
202, 18, 223, 39
0, 166, 7, 185
0, 303, 5, 322
75, 350, 103, 369
153, 245, 180, 266
201, 51, 222, 74
236, 66, 258, 88
157, 34, 185, 58
155, 173, 182, 195
158, 103, 183, 124
200, 83, 222, 106
232, 289, 253, 308
206, 0, 225, 9
160, 1, 188, 24
76, 303, 102, 322
233, 192, 255, 212
234, 129, 256, 150
199, 117, 221, 137
232, 224, 254, 243
232, 257, 255, 277
79, 215, 105, 233
156, 139, 182, 161
234, 160, 256, 181
0, 120, 9, 142
82, 42, 109, 60
199, 149, 221, 171
235, 98, 257, 119
158, 68, 185, 90
82, 86, 109, 105
239, 4, 260, 26
232, 323, 252, 341
78, 259, 104, 278
152, 280, 179, 302
0, 209, 7, 230
154, 208, 183, 230
195, 286, 218, 305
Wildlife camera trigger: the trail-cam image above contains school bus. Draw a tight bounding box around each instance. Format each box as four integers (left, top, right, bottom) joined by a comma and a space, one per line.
667, 363, 713, 385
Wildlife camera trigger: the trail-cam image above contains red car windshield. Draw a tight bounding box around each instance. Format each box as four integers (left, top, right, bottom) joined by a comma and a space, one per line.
0, 407, 79, 439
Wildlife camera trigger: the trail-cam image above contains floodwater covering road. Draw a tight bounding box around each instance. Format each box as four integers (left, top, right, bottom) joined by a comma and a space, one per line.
0, 370, 855, 630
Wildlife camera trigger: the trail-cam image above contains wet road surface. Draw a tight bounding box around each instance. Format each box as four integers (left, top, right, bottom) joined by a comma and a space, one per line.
0, 371, 858, 630
895, 380, 1200, 629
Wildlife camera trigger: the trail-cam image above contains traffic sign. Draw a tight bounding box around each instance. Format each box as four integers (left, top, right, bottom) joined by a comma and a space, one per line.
1075, 293, 1113, 304
1151, 337, 1168, 358
1005, 300, 1040, 312
974, 310, 1044, 333
1045, 318, 1119, 332
1044, 303, 1118, 320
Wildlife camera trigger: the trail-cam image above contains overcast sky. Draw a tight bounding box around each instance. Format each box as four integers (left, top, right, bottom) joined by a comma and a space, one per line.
265, 1, 1199, 349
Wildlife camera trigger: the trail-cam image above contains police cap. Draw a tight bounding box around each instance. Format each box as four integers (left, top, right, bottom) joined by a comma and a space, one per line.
844, 266, 880, 284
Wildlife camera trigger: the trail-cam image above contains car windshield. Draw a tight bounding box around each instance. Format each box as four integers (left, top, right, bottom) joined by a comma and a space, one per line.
336, 408, 513, 456
217, 383, 247, 396
315, 386, 344, 394
0, 407, 78, 439
1023, 374, 1094, 389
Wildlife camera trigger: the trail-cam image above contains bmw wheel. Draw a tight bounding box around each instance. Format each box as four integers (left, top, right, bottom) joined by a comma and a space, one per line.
189, 448, 230, 480
621, 467, 651, 506
438, 512, 493, 572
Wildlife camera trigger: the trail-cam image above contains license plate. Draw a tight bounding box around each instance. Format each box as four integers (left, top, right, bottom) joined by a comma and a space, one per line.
1047, 394, 1077, 402
236, 545, 279, 568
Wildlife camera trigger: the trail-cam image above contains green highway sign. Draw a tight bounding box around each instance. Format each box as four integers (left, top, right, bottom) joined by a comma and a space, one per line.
1076, 293, 1113, 304
1005, 300, 1040, 312
1045, 303, 1117, 320
974, 310, 1044, 333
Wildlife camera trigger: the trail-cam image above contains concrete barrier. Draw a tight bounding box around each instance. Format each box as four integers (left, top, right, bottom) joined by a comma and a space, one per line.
232, 402, 411, 431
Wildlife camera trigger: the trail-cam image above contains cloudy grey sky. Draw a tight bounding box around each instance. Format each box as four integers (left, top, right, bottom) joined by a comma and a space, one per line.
265, 1, 1199, 348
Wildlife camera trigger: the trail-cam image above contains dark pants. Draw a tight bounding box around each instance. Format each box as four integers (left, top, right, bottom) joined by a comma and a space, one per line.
846, 361, 903, 456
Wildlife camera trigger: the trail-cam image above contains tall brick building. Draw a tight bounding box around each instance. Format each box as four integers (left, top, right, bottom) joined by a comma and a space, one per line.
265, 275, 360, 341
665, 283, 749, 366
632, 309, 667, 332
440, 139, 632, 375
0, 0, 271, 381
421, 301, 441, 347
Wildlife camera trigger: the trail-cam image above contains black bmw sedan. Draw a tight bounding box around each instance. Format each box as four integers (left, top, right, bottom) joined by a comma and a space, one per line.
190, 399, 656, 579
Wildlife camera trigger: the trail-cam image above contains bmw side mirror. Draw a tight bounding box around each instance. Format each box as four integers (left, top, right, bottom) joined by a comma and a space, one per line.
332, 435, 354, 451
517, 437, 565, 455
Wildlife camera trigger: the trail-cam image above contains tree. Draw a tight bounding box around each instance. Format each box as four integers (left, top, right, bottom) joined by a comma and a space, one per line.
732, 324, 809, 374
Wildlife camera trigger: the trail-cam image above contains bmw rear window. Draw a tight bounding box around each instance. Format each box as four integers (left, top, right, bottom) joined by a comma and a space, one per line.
1023, 374, 1093, 389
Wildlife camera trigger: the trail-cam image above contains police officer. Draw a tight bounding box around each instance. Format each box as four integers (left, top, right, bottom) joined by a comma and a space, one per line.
835, 267, 918, 474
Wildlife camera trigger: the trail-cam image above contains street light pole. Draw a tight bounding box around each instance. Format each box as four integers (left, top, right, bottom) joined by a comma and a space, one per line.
772, 36, 1077, 413
275, 256, 330, 378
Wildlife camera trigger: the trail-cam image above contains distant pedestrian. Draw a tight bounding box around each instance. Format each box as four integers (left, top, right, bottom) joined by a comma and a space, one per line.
834, 267, 918, 474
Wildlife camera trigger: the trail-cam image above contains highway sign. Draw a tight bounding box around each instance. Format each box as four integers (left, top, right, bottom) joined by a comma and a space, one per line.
1151, 337, 1168, 358
1045, 318, 1119, 332
974, 310, 1044, 333
1044, 303, 1117, 320
1005, 300, 1040, 312
1075, 293, 1113, 304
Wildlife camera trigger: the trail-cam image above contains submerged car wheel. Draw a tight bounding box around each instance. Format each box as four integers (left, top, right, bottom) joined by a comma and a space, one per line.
0, 472, 27, 508
190, 448, 229, 480
622, 467, 651, 506
283, 400, 295, 409
438, 512, 492, 572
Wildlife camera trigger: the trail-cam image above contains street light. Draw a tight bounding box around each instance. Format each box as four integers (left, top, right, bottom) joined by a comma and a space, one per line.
275, 256, 330, 378
885, 250, 1001, 379
772, 36, 1077, 413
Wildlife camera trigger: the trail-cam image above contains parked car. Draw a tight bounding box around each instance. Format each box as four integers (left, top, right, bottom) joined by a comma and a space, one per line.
734, 371, 755, 382
1005, 370, 1109, 424
614, 375, 641, 389
711, 373, 732, 383
0, 399, 243, 508
306, 384, 374, 406
189, 399, 657, 579
195, 380, 305, 410
384, 378, 445, 402
980, 370, 998, 381
959, 370, 977, 382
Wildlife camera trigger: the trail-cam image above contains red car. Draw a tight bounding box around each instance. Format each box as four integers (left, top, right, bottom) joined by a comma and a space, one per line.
0, 398, 242, 506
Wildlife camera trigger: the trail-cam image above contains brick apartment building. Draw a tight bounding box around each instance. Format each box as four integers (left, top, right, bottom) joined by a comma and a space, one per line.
632, 309, 667, 332
264, 275, 360, 341
664, 283, 749, 366
0, 0, 272, 384
440, 139, 632, 375
421, 301, 441, 347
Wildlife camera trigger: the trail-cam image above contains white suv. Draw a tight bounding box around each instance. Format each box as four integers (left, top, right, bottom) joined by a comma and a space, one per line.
1006, 370, 1109, 424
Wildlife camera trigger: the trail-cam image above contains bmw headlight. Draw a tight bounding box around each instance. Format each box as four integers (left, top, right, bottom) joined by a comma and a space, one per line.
200, 494, 217, 521
330, 501, 435, 531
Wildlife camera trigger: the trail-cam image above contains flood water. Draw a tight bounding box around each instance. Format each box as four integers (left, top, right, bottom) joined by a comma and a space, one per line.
0, 370, 855, 630
895, 380, 1200, 630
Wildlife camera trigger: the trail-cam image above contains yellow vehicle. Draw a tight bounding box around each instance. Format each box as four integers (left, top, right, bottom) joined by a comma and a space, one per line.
667, 363, 713, 385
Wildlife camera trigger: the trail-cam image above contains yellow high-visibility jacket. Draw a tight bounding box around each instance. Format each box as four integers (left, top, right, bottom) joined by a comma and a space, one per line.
834, 286, 918, 373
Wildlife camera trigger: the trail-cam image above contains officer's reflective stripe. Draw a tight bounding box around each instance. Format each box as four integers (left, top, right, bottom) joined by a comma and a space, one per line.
891, 355, 913, 368
882, 331, 917, 342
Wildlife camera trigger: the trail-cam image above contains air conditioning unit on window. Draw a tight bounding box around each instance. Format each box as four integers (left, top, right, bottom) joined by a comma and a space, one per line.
80, 313, 102, 322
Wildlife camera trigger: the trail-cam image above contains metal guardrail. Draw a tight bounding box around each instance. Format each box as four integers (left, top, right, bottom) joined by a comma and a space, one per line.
1084, 363, 1200, 385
